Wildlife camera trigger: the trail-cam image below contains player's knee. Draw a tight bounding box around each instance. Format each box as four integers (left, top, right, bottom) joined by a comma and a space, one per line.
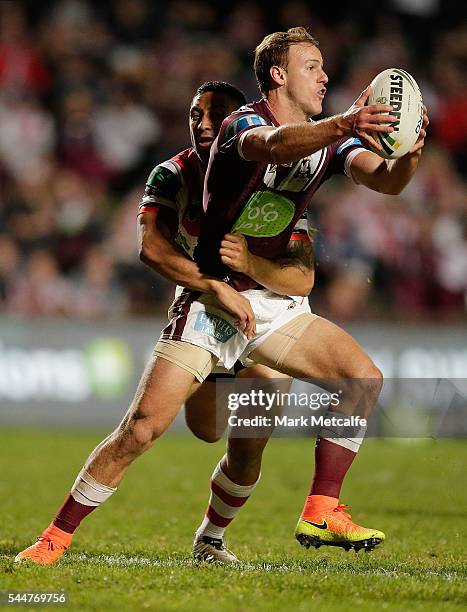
340, 359, 383, 408
118, 415, 163, 455
364, 363, 383, 395
351, 358, 383, 388
143, 417, 167, 444
355, 361, 383, 405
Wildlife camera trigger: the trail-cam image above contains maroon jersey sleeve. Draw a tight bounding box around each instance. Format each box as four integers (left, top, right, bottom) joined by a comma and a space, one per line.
325, 136, 368, 180
216, 110, 269, 158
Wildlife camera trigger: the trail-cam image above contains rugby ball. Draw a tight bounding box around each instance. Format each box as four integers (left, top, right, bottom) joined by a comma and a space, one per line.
368, 68, 423, 159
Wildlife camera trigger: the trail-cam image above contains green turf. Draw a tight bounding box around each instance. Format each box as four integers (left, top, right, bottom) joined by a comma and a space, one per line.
1, 430, 466, 611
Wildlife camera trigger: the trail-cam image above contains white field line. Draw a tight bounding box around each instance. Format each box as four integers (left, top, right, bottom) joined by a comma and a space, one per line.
69, 552, 298, 573
63, 553, 464, 581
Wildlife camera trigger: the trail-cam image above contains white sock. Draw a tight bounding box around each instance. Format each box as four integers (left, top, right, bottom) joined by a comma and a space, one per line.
195, 459, 260, 540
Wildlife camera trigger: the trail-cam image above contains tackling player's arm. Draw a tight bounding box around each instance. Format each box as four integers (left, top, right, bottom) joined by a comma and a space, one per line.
138, 208, 212, 291
240, 87, 398, 164
137, 162, 213, 292
347, 106, 429, 195
138, 159, 257, 336
219, 232, 314, 297
138, 210, 256, 337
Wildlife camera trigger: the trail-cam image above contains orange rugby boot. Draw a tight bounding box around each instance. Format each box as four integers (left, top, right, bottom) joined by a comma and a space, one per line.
15, 523, 73, 565
295, 495, 385, 552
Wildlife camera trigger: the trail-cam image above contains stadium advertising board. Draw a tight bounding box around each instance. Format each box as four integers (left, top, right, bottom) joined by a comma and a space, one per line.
0, 317, 466, 434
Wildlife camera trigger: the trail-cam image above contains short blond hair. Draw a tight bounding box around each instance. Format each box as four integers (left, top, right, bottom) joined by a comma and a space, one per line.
254, 27, 320, 94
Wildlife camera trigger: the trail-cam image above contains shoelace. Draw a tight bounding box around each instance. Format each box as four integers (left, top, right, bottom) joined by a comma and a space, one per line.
37, 536, 67, 552
22, 536, 60, 562
37, 536, 56, 552
332, 504, 352, 519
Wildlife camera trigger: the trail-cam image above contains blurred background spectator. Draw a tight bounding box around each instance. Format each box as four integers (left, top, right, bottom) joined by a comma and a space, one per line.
0, 0, 466, 322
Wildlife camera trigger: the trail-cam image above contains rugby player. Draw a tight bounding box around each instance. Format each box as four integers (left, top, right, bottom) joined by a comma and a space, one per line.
194, 27, 429, 554
14, 81, 314, 566
15, 27, 428, 565
138, 80, 313, 563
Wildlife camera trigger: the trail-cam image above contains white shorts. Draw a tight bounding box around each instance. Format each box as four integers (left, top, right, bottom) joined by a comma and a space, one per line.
161, 286, 312, 370
167, 286, 241, 377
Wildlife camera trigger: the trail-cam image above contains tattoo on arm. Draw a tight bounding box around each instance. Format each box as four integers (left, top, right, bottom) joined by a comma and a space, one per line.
277, 240, 314, 272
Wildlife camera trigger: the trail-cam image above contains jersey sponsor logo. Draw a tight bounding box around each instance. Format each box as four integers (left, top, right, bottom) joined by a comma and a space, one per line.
232, 190, 295, 237
146, 165, 180, 200
224, 113, 268, 140
194, 312, 238, 343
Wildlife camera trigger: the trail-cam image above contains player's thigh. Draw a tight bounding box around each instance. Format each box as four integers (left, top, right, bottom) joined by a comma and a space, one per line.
250, 318, 382, 417
235, 364, 292, 400
251, 316, 380, 381
123, 355, 195, 435
237, 363, 290, 381
122, 339, 216, 438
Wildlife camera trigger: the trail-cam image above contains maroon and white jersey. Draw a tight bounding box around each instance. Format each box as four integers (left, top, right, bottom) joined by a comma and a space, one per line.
196, 99, 366, 291
139, 147, 204, 259
138, 144, 310, 260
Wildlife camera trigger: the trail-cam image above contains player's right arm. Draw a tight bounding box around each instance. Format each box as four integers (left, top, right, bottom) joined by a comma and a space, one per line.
241, 87, 397, 164
138, 208, 211, 290
220, 232, 314, 297
138, 211, 256, 336
138, 166, 256, 336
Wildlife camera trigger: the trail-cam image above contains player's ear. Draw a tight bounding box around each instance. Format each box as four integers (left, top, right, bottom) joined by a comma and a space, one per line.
270, 65, 286, 87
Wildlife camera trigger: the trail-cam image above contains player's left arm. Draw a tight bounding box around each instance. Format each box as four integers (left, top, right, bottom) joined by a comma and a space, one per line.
349, 106, 429, 195
219, 233, 314, 297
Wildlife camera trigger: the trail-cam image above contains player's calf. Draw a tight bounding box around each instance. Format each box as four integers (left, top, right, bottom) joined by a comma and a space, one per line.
338, 363, 383, 419
224, 437, 268, 485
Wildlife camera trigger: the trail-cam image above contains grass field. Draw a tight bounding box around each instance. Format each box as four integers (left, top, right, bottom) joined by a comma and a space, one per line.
0, 430, 466, 611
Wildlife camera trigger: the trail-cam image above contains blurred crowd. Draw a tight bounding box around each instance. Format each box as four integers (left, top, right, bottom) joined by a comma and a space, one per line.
0, 0, 466, 322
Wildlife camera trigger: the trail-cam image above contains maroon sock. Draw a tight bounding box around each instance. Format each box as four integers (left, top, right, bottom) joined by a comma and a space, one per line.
53, 494, 97, 534
309, 438, 357, 498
